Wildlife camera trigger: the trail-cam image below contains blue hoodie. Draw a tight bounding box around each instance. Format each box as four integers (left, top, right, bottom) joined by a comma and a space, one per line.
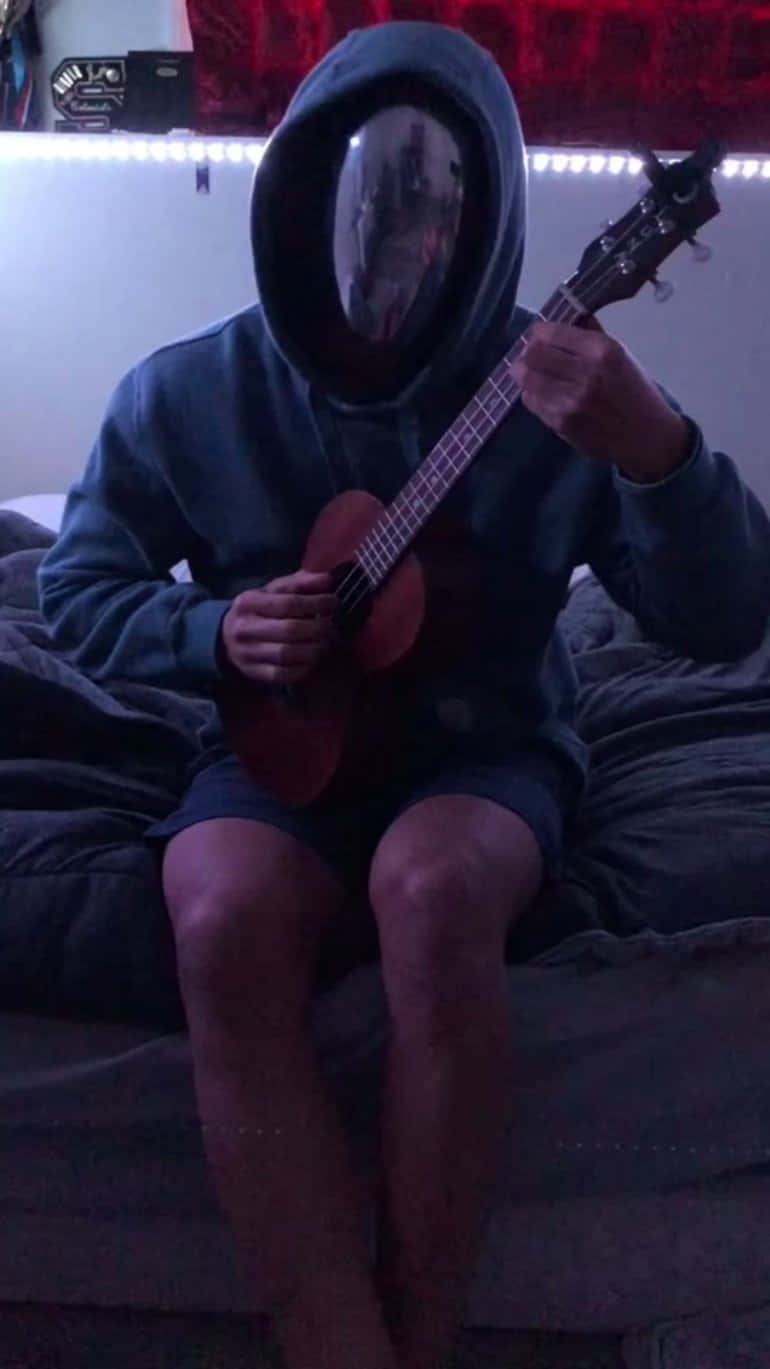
38, 22, 770, 797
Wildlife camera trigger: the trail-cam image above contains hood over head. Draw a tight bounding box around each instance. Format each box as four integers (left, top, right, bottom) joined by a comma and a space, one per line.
251, 21, 527, 409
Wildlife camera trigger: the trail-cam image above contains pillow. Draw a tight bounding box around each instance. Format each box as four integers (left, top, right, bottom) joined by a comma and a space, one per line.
0, 496, 192, 582
0, 509, 57, 557
550, 573, 770, 941
0, 495, 66, 535
0, 549, 50, 611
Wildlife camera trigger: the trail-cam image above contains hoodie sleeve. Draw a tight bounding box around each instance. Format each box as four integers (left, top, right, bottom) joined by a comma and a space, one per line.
38, 366, 232, 691
581, 420, 770, 660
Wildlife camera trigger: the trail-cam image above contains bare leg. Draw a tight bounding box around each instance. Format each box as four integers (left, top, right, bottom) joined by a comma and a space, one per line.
164, 818, 398, 1369
369, 797, 544, 1369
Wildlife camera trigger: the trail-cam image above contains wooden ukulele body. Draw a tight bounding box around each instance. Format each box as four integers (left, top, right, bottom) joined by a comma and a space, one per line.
217, 490, 426, 806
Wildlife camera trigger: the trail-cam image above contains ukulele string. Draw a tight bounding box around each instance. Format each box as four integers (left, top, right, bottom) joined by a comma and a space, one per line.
331, 290, 580, 620
345, 205, 656, 597
333, 218, 647, 613
333, 265, 628, 617
330, 303, 572, 620
332, 196, 661, 618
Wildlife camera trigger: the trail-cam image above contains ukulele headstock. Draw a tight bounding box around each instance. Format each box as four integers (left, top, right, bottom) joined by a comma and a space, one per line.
569, 139, 724, 314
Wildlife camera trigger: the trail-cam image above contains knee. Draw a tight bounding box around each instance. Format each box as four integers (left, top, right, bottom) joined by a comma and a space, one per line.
369, 848, 495, 984
165, 879, 310, 1023
371, 855, 507, 1043
166, 885, 247, 984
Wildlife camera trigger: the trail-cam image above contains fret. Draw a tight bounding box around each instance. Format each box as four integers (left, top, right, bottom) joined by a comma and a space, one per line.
362, 539, 387, 578
543, 283, 587, 324
452, 414, 482, 455
491, 364, 520, 402
542, 285, 576, 322
358, 545, 376, 578
479, 377, 509, 412
392, 490, 420, 532
468, 397, 490, 427
437, 443, 463, 479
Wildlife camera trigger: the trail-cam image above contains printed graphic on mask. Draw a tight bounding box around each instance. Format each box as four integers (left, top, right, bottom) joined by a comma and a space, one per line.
333, 105, 465, 345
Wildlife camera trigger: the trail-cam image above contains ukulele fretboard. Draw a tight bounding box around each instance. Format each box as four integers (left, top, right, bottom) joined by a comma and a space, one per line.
354, 285, 585, 588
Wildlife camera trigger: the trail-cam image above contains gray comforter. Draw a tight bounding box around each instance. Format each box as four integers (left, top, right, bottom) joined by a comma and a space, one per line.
0, 513, 211, 1026
555, 572, 770, 938
1, 509, 769, 1027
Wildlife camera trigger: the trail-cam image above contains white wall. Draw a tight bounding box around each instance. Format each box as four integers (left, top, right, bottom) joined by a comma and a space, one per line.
1, 151, 769, 505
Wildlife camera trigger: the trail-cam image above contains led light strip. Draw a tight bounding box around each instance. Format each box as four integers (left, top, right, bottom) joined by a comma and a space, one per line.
0, 134, 267, 164
0, 134, 769, 180
530, 151, 770, 180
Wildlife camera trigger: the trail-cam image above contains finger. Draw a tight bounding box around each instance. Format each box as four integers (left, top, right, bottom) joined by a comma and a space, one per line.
268, 570, 334, 593
511, 341, 585, 387
235, 616, 334, 645
238, 662, 314, 686
237, 591, 339, 620
519, 371, 578, 410
239, 642, 325, 668
260, 592, 338, 620
518, 378, 572, 433
527, 319, 608, 358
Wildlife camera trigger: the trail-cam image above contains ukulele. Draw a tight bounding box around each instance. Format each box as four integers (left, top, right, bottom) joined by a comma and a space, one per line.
218, 141, 724, 806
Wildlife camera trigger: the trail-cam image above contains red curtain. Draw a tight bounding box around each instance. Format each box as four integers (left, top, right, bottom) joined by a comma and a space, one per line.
186, 0, 770, 151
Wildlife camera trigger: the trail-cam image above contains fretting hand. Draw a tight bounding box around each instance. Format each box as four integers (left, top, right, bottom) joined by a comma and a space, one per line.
510, 319, 691, 483
219, 570, 338, 685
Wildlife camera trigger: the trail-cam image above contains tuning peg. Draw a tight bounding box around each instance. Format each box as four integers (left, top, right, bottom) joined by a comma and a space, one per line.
600, 218, 613, 232
637, 147, 666, 188
689, 238, 712, 263
653, 276, 675, 303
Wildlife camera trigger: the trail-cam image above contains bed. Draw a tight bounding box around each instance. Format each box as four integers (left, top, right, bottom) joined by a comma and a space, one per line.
1, 499, 770, 1369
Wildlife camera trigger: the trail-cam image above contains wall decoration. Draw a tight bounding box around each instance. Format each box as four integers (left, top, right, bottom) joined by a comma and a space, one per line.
0, 0, 39, 129
51, 51, 194, 135
186, 0, 770, 150
51, 58, 127, 133
118, 51, 195, 133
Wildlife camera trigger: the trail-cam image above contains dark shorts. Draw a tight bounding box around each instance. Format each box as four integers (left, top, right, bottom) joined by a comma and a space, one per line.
147, 742, 578, 889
